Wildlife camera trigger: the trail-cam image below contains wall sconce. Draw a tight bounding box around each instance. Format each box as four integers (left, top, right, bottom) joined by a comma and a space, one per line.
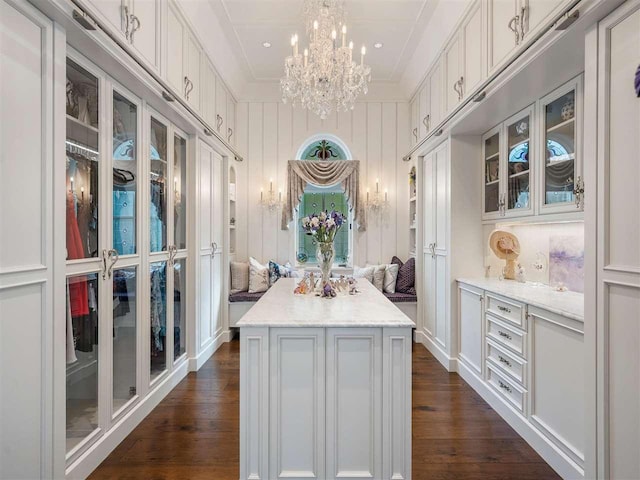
260, 178, 284, 212
365, 178, 389, 214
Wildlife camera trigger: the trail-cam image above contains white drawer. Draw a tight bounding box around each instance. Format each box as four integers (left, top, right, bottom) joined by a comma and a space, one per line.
486, 338, 527, 388
486, 314, 526, 358
486, 293, 526, 329
487, 362, 527, 415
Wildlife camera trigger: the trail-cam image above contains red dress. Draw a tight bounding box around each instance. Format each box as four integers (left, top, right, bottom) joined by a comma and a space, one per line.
67, 192, 89, 316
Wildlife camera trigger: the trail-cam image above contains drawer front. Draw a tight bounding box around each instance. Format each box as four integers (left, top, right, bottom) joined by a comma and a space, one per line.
486, 293, 526, 329
486, 314, 526, 358
487, 339, 527, 387
487, 363, 527, 415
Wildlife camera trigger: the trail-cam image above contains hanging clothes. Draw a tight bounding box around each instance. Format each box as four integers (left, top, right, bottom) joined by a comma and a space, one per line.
67, 192, 89, 317
66, 282, 78, 365
150, 263, 166, 355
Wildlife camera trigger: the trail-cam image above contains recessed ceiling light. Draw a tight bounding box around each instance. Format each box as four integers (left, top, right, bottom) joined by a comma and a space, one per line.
374, 42, 383, 49
262, 41, 272, 48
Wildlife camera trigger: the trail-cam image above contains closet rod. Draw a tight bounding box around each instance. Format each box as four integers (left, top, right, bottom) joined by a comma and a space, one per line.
70, 1, 244, 162
402, 0, 581, 162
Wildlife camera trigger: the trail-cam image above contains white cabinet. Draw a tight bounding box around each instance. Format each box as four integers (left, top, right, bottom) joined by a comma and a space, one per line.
482, 104, 535, 220
410, 95, 419, 145
428, 59, 444, 130
215, 78, 227, 135
537, 76, 583, 214
85, 0, 128, 41
185, 31, 201, 111
591, 2, 640, 478
458, 284, 483, 375
128, 0, 161, 72
529, 306, 585, 469
0, 1, 58, 476
486, 0, 520, 75
418, 84, 429, 138
519, 0, 568, 44
197, 140, 224, 352
201, 58, 216, 128
166, 1, 185, 95
444, 33, 462, 115
226, 96, 236, 146
461, 0, 484, 100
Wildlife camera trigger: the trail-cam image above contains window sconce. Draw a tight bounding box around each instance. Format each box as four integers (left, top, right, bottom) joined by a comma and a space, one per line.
260, 178, 284, 212
365, 178, 389, 214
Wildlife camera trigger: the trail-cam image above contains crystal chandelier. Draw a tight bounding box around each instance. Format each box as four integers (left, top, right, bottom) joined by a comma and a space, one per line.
281, 0, 372, 119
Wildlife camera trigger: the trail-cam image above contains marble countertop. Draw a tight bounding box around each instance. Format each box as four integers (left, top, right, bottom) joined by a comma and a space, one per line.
457, 278, 584, 322
236, 278, 416, 328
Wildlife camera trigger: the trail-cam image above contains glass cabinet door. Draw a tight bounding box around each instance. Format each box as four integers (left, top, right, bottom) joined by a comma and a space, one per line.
112, 91, 138, 256
66, 59, 100, 261
483, 130, 501, 216
506, 109, 532, 213
542, 84, 577, 207
173, 259, 187, 361
66, 273, 100, 453
150, 261, 168, 381
173, 134, 187, 250
150, 117, 168, 253
112, 267, 137, 414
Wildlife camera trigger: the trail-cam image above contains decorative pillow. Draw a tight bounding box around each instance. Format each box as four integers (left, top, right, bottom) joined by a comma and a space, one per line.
268, 260, 292, 285
392, 256, 415, 294
230, 261, 249, 294
383, 263, 400, 294
353, 266, 375, 284
248, 257, 269, 293
367, 264, 387, 292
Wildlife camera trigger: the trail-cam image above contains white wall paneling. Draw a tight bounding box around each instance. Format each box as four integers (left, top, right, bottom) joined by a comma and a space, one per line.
234, 102, 410, 266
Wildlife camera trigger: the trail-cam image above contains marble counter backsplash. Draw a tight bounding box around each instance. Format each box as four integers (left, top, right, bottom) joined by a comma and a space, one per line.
483, 221, 584, 293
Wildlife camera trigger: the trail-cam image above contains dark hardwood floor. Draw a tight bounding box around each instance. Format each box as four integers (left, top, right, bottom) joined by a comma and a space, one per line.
90, 339, 560, 480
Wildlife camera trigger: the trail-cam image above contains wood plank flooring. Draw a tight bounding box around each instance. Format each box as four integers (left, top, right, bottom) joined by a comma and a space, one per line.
90, 339, 560, 480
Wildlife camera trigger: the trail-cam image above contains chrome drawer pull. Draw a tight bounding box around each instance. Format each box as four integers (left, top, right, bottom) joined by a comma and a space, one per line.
498, 305, 512, 314
499, 380, 512, 393
498, 330, 512, 340
498, 355, 512, 367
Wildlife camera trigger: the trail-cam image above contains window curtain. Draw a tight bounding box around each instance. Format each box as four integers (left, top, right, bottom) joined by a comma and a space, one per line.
282, 160, 366, 231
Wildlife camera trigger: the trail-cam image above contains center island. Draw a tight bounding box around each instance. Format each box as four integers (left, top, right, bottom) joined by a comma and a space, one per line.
237, 278, 415, 480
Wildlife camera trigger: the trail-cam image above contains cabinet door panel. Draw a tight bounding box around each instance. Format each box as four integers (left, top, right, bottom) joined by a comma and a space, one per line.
269, 329, 325, 480
131, 0, 160, 71
410, 96, 418, 146
326, 329, 382, 479
198, 253, 211, 347
87, 0, 126, 38
462, 1, 483, 98
199, 143, 212, 250
522, 0, 565, 41
487, 0, 518, 74
423, 254, 436, 337
435, 144, 448, 252
202, 60, 216, 127
434, 255, 447, 349
419, 85, 429, 138
166, 3, 185, 94
459, 286, 483, 374
429, 61, 443, 129
186, 33, 201, 110
444, 35, 461, 115
227, 97, 236, 145
215, 79, 227, 134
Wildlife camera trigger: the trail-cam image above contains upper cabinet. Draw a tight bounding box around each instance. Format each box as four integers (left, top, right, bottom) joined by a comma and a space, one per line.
410, 95, 419, 146
482, 74, 582, 221
486, 0, 520, 76
444, 33, 462, 116
202, 58, 217, 128
166, 1, 185, 95
538, 76, 583, 214
185, 30, 202, 110
226, 96, 236, 147
215, 79, 227, 135
85, 0, 161, 73
519, 0, 569, 44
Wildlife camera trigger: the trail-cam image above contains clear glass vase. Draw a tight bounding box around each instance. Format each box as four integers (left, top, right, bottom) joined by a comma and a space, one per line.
316, 241, 335, 285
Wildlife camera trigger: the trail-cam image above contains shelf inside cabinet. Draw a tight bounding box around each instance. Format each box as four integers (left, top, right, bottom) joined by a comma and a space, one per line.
485, 179, 500, 186
509, 170, 530, 178
546, 155, 575, 167
546, 116, 575, 134
409, 196, 416, 203
66, 115, 99, 152
509, 139, 529, 150
485, 152, 500, 161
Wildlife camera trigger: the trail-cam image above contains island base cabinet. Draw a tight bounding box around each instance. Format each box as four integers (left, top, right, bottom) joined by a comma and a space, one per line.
239, 327, 412, 480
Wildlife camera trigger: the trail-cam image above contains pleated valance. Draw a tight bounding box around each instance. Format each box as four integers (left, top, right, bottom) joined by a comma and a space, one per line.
281, 160, 366, 231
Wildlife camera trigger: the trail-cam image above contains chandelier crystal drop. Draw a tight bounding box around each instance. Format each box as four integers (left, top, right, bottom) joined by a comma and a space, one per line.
281, 0, 372, 120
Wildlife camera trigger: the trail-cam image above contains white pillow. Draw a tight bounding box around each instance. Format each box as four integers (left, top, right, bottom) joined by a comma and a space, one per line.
353, 265, 375, 284
248, 257, 269, 293
383, 263, 400, 294
367, 264, 387, 292
230, 261, 249, 294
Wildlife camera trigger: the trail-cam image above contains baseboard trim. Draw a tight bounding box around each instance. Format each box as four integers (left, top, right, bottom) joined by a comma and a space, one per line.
457, 362, 584, 479
414, 330, 458, 372
65, 360, 190, 479
189, 329, 231, 372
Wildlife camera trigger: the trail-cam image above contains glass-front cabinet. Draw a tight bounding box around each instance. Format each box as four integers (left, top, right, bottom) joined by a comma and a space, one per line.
538, 76, 583, 214
481, 75, 582, 220
65, 52, 189, 466
481, 105, 534, 220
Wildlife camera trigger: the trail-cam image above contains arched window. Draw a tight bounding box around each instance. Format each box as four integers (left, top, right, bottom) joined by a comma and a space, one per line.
296, 136, 352, 266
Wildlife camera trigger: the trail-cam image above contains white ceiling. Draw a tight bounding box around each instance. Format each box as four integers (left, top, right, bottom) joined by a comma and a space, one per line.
211, 0, 439, 83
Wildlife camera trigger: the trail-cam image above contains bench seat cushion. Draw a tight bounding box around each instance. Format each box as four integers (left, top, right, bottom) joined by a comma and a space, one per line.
384, 292, 417, 303
229, 291, 266, 303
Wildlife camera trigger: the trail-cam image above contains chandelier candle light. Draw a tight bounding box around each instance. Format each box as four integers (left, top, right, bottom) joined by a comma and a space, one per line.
365, 178, 389, 214
260, 178, 284, 212
281, 0, 372, 119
